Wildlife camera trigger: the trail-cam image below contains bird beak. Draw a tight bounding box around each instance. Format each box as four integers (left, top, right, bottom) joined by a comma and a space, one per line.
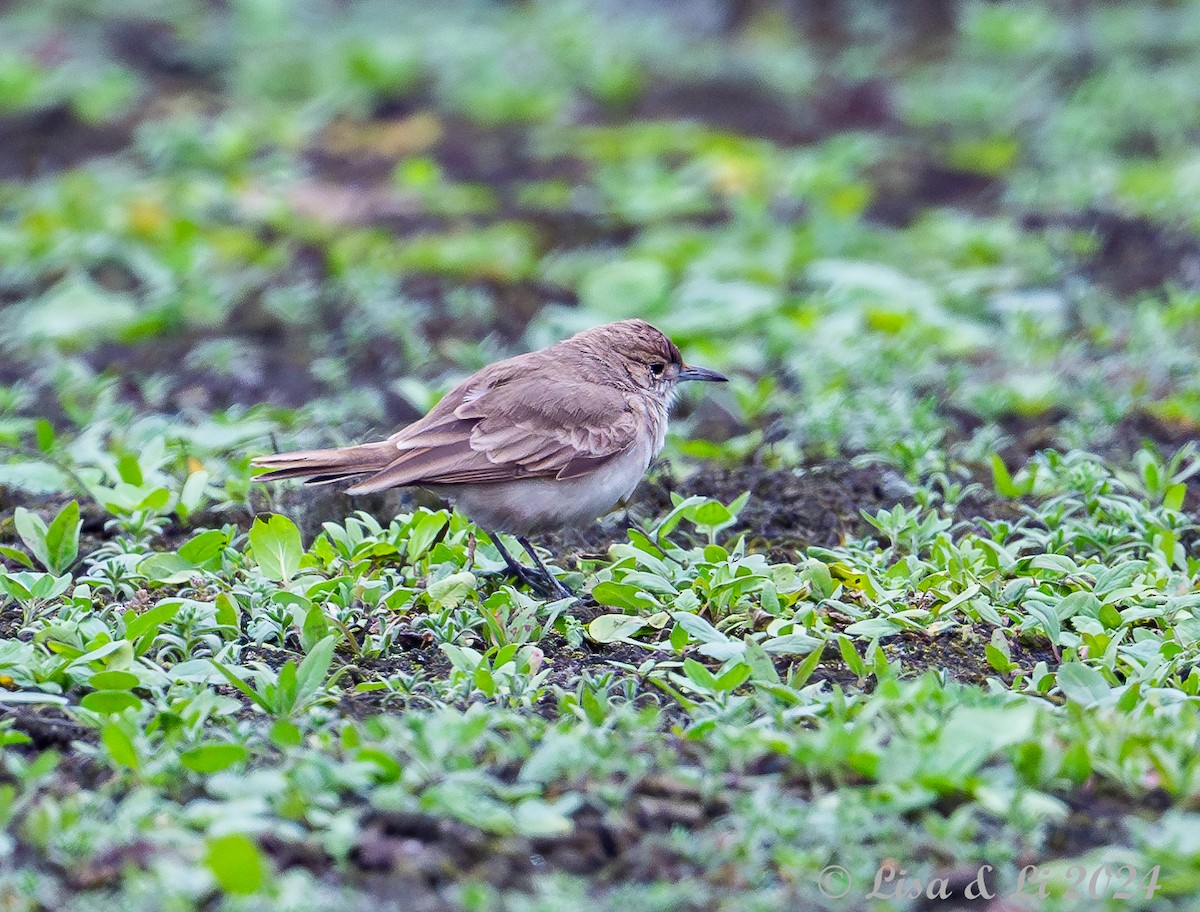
677, 364, 728, 383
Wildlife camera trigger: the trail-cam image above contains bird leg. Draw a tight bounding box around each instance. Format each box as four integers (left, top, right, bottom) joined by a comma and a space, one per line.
487, 532, 573, 600
517, 535, 575, 600
488, 532, 532, 582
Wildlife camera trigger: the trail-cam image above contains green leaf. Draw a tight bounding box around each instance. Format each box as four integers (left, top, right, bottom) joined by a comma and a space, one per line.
1164, 483, 1187, 511
1024, 601, 1061, 645
990, 454, 1016, 496
68, 638, 132, 672
249, 515, 303, 583
406, 512, 449, 561
838, 636, 866, 676
1060, 740, 1091, 784
269, 720, 303, 748
273, 589, 311, 612
761, 633, 823, 655
1056, 662, 1111, 706
139, 553, 196, 585
1117, 681, 1142, 712
30, 572, 71, 602
653, 494, 709, 542
43, 501, 80, 574
991, 454, 1036, 497
215, 592, 240, 631
205, 833, 268, 895
683, 658, 718, 691
440, 643, 483, 674
209, 661, 273, 713
137, 487, 171, 512
689, 501, 733, 531
842, 617, 901, 638
300, 605, 330, 652
492, 644, 520, 668
513, 798, 573, 837
1058, 590, 1101, 620
81, 690, 143, 714
669, 622, 688, 653
124, 600, 182, 642
89, 670, 139, 690
276, 661, 297, 713
591, 581, 658, 611
357, 747, 402, 781
178, 529, 229, 566
727, 491, 751, 519
587, 614, 649, 644
178, 469, 210, 519
0, 692, 69, 706
579, 685, 606, 724
985, 643, 1014, 674
672, 611, 729, 645
425, 571, 476, 609
0, 574, 33, 602
790, 645, 826, 689
101, 723, 139, 769
116, 453, 144, 486
181, 743, 248, 773
741, 637, 779, 683
34, 419, 55, 453
474, 662, 496, 697
294, 635, 337, 706
0, 546, 33, 569
714, 662, 752, 691
1027, 554, 1078, 575
13, 508, 50, 572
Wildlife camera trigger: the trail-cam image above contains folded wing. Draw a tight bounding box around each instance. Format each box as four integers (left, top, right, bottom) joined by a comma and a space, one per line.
343, 369, 640, 494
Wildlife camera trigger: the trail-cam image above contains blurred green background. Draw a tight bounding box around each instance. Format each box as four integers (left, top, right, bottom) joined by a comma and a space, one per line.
4, 0, 1200, 482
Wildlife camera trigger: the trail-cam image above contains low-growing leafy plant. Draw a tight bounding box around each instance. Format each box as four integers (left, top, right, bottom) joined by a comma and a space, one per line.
7, 502, 81, 574
210, 635, 340, 720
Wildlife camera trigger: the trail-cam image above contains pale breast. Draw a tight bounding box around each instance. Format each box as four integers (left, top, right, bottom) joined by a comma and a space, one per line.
431, 439, 655, 535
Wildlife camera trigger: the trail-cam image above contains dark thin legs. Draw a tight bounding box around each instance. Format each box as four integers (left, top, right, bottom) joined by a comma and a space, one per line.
516, 535, 571, 597
486, 531, 574, 600
489, 533, 532, 582
517, 536, 574, 599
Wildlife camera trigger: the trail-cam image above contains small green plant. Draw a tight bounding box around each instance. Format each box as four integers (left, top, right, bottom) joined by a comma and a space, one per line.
210, 635, 339, 719
7, 503, 81, 574
0, 570, 72, 628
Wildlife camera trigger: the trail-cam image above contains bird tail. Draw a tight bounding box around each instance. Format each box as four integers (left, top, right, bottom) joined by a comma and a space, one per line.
251, 442, 395, 486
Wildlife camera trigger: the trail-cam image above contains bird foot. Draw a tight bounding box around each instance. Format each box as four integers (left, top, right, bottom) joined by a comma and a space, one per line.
528, 569, 575, 601
485, 531, 576, 600
509, 564, 574, 600
478, 560, 574, 600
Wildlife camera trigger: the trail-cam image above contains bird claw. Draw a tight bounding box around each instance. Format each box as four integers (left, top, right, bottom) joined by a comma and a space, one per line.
485, 531, 576, 600
478, 561, 574, 600
514, 565, 575, 600
533, 571, 576, 601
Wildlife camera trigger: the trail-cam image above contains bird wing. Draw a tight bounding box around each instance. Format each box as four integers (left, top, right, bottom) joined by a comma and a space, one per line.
344, 367, 641, 494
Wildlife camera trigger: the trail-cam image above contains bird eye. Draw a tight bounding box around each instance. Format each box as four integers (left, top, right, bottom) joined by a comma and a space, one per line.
649, 362, 666, 377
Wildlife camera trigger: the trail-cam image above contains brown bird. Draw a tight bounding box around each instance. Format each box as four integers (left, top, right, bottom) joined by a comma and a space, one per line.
252, 319, 727, 597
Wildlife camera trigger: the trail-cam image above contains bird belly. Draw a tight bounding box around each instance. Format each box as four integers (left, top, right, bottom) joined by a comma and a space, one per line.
431, 444, 651, 535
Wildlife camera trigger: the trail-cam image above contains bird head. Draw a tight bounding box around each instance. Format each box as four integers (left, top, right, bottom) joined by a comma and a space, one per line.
568, 319, 728, 398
